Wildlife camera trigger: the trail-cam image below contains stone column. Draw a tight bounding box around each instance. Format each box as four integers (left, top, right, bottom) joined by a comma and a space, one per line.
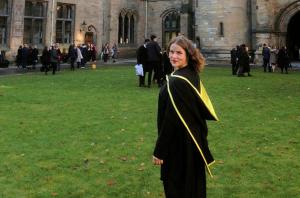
8, 0, 25, 59
180, 13, 189, 37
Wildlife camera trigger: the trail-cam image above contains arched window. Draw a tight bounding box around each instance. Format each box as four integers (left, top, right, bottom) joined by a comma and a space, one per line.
162, 10, 180, 48
118, 9, 136, 46
124, 15, 129, 44
130, 15, 134, 44
118, 14, 123, 43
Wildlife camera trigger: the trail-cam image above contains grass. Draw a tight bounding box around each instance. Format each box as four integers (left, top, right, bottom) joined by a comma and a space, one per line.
0, 66, 299, 198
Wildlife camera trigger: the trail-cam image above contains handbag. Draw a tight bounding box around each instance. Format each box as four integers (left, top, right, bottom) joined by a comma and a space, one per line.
135, 64, 144, 76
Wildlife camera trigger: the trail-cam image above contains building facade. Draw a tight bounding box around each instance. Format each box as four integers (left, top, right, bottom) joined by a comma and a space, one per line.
1, 0, 300, 62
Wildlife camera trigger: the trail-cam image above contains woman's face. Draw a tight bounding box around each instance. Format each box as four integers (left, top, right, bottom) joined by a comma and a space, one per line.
169, 43, 188, 70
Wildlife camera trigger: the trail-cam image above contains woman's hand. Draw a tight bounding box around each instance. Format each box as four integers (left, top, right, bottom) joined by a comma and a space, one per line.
152, 156, 164, 165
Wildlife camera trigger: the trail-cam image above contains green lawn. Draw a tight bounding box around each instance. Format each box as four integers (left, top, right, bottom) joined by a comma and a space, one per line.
0, 66, 299, 198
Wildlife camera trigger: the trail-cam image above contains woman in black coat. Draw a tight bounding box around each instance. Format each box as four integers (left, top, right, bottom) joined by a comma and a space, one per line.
277, 46, 289, 74
153, 36, 218, 198
237, 44, 252, 77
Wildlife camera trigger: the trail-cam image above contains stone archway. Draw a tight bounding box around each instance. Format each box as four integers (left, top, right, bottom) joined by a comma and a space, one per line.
275, 1, 300, 53
287, 11, 300, 60
84, 25, 97, 45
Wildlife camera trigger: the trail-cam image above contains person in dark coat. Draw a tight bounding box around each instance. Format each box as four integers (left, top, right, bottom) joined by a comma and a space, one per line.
162, 49, 173, 81
50, 45, 58, 75
277, 46, 289, 74
262, 43, 271, 72
230, 46, 238, 75
21, 44, 29, 69
237, 44, 252, 77
147, 34, 162, 87
41, 46, 50, 74
136, 39, 150, 87
16, 45, 23, 68
153, 35, 218, 198
31, 45, 39, 70
68, 44, 77, 71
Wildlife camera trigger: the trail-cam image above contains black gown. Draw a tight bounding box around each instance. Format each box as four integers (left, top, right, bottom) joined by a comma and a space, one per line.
153, 66, 218, 198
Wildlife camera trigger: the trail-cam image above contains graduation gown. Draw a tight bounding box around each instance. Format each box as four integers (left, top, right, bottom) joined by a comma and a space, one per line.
153, 66, 218, 198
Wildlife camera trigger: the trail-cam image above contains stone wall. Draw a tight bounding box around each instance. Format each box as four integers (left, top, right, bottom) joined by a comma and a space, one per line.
2, 0, 300, 62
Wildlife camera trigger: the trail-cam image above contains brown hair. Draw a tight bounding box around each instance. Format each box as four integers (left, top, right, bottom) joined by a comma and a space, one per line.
167, 35, 205, 73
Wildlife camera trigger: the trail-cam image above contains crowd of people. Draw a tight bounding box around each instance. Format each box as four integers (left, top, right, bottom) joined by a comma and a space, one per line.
231, 43, 292, 76
261, 43, 291, 74
136, 35, 172, 88
230, 44, 252, 77
15, 43, 98, 74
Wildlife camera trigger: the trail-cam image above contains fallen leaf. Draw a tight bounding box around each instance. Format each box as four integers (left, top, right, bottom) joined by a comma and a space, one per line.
107, 180, 116, 186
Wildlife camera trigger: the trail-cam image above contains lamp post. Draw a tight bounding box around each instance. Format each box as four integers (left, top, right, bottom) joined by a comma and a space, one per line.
80, 21, 87, 32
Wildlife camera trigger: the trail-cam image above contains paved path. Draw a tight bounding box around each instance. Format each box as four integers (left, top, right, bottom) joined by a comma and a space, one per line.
1, 59, 299, 76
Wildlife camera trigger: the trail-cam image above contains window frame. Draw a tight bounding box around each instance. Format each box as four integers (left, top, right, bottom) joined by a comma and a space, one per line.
0, 0, 11, 47
55, 3, 75, 44
118, 9, 136, 47
23, 0, 47, 46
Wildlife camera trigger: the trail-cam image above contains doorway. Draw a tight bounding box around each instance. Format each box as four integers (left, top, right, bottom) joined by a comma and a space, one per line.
286, 11, 300, 60
85, 32, 94, 44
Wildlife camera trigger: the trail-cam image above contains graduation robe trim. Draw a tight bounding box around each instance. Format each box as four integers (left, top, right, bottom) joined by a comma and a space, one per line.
166, 74, 218, 178
171, 73, 219, 121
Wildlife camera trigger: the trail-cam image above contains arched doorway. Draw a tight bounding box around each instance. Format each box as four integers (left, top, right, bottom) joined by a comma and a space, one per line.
275, 1, 300, 60
84, 25, 97, 44
287, 11, 300, 60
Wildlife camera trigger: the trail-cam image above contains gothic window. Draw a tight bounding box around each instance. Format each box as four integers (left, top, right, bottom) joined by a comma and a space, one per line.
163, 11, 180, 48
118, 9, 136, 45
118, 14, 123, 43
130, 15, 134, 43
56, 3, 75, 44
23, 0, 47, 45
0, 0, 9, 45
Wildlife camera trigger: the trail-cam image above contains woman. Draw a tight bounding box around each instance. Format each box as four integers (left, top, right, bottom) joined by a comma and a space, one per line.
277, 46, 289, 74
270, 46, 278, 72
153, 36, 218, 197
237, 44, 252, 77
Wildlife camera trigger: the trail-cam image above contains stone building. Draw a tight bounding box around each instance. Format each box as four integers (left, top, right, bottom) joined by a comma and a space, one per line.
1, 0, 300, 62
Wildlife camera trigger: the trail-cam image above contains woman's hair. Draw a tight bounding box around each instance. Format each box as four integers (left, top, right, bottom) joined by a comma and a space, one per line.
167, 35, 205, 72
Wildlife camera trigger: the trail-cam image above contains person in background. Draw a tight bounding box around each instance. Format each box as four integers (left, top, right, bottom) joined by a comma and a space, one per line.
103, 43, 110, 62
136, 39, 150, 87
16, 45, 23, 68
21, 44, 29, 69
68, 44, 77, 71
277, 46, 289, 74
76, 44, 83, 68
31, 45, 39, 70
162, 49, 173, 82
270, 46, 278, 72
237, 44, 252, 77
81, 44, 88, 68
262, 43, 271, 72
230, 46, 238, 75
153, 35, 218, 197
111, 43, 118, 63
50, 45, 58, 75
146, 34, 162, 87
91, 43, 97, 62
56, 43, 62, 71
41, 46, 50, 74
